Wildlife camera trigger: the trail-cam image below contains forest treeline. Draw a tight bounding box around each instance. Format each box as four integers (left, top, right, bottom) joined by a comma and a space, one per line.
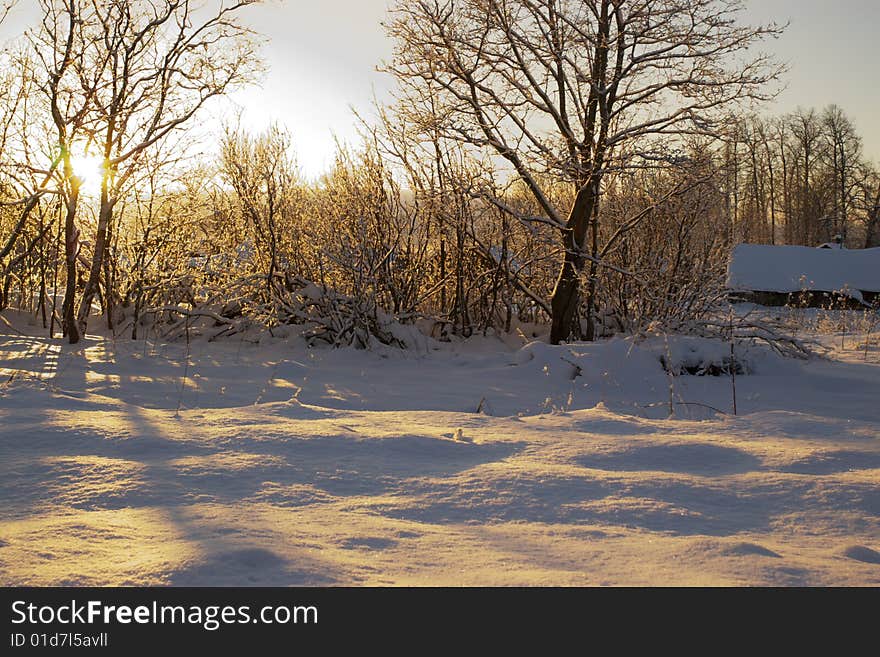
1, 1, 878, 348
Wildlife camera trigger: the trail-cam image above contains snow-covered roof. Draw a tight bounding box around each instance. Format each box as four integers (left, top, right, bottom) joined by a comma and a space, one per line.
727, 244, 880, 294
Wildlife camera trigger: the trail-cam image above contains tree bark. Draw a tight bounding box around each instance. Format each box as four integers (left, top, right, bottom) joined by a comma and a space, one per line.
61, 179, 81, 343
550, 183, 596, 344
76, 194, 114, 338
866, 183, 880, 249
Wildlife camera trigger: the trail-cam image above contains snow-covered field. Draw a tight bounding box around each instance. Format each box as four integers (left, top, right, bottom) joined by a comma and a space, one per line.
1, 311, 878, 586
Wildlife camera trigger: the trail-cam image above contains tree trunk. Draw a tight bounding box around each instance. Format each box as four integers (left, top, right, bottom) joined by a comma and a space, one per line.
76, 195, 114, 339
61, 180, 81, 344
584, 200, 600, 341
866, 183, 880, 249
767, 147, 776, 245
550, 184, 595, 344
103, 219, 116, 331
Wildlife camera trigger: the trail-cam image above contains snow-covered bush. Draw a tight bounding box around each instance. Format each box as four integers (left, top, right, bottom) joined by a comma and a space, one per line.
657, 337, 749, 376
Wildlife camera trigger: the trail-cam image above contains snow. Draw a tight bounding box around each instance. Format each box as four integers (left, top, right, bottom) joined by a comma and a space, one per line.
1, 311, 878, 586
727, 243, 880, 295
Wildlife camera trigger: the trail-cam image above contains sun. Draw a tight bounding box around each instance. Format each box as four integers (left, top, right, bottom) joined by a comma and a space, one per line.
70, 153, 106, 196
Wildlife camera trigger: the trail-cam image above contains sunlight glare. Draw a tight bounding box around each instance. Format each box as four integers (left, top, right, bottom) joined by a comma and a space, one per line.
70, 154, 105, 195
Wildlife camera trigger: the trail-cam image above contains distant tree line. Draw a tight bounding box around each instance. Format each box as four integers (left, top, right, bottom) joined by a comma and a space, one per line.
724, 107, 879, 249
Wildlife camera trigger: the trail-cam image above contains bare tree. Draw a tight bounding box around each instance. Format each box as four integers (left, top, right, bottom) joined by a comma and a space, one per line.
221, 122, 302, 297
724, 106, 874, 249
0, 54, 60, 285
821, 104, 862, 243
65, 0, 262, 341
28, 1, 110, 342
863, 175, 880, 249
387, 0, 783, 343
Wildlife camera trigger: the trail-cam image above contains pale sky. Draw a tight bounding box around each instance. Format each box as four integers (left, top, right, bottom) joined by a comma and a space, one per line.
745, 0, 880, 157
2, 1, 878, 177
234, 0, 880, 177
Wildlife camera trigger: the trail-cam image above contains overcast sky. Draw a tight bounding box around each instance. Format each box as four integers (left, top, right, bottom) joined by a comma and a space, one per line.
3, 0, 878, 176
